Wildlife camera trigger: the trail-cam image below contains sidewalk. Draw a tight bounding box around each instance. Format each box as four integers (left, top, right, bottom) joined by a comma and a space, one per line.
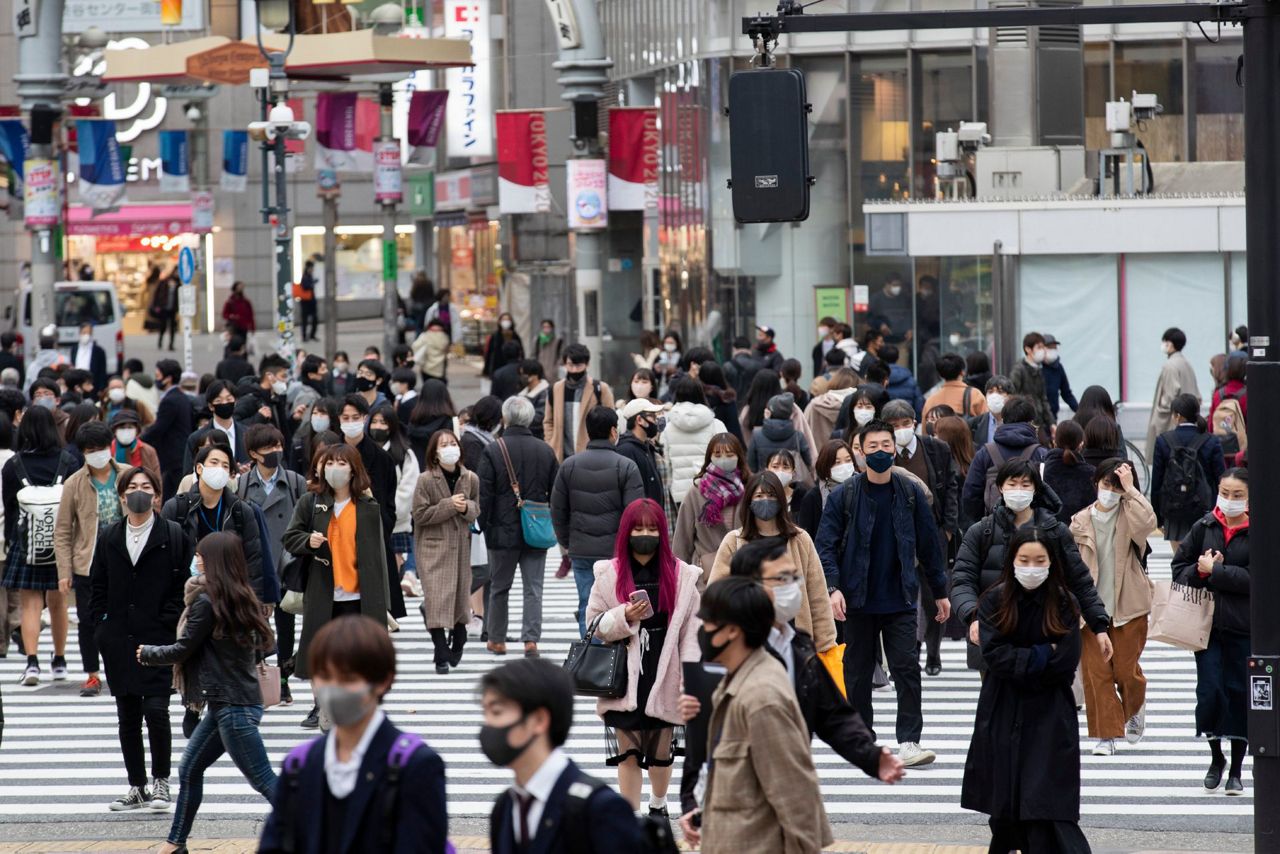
0, 839, 990, 853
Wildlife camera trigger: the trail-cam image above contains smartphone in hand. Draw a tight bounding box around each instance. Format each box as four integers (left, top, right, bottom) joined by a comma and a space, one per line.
629, 589, 655, 620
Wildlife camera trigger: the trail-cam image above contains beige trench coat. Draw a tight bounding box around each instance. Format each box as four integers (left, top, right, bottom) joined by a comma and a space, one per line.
412, 465, 480, 629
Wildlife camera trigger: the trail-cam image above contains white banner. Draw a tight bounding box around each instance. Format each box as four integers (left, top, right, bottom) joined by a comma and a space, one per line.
443, 0, 493, 159
566, 159, 607, 230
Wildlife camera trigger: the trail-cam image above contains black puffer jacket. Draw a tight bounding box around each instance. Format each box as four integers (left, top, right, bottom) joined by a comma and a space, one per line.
614, 434, 665, 507
477, 426, 559, 551
139, 593, 263, 706
550, 439, 644, 559
1171, 512, 1250, 636
950, 485, 1110, 633
1040, 448, 1096, 526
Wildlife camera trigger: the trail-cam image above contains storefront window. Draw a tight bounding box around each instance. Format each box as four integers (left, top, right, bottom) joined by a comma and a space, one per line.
1193, 42, 1244, 161
1114, 42, 1185, 163
656, 61, 708, 338
913, 256, 993, 389
433, 219, 503, 352
294, 227, 415, 302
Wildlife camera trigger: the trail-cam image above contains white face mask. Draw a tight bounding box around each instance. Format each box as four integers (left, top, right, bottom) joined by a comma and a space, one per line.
772, 581, 803, 622
499, 319, 512, 330
200, 465, 231, 492
271, 380, 288, 396
663, 342, 677, 352
887, 285, 902, 298
1096, 489, 1121, 510
1031, 348, 1046, 364
853, 407, 875, 426
115, 427, 137, 446
771, 470, 794, 488
818, 326, 830, 339
79, 335, 92, 347
1217, 496, 1247, 517
830, 462, 856, 484
893, 427, 914, 448
1044, 349, 1060, 364
390, 382, 406, 397
438, 445, 461, 466
631, 383, 652, 399
1002, 489, 1035, 512
108, 387, 126, 404
1162, 341, 1174, 356
325, 465, 351, 489
340, 420, 366, 439
311, 415, 331, 433
85, 449, 111, 470
987, 393, 1006, 414
1014, 565, 1050, 590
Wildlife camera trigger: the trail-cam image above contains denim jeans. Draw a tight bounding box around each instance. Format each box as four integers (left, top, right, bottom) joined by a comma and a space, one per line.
168, 703, 277, 844
572, 558, 597, 637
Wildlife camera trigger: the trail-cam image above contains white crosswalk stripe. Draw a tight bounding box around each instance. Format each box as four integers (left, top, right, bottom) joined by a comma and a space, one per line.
0, 540, 1250, 832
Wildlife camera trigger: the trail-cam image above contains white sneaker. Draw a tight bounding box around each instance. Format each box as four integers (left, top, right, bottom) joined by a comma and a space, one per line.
1124, 709, 1145, 744
898, 742, 936, 767
468, 615, 485, 637
51, 660, 68, 681
400, 575, 423, 598
109, 786, 151, 811
20, 664, 39, 686
1092, 738, 1116, 756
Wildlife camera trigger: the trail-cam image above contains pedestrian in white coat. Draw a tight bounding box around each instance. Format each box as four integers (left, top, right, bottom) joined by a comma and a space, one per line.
659, 377, 726, 504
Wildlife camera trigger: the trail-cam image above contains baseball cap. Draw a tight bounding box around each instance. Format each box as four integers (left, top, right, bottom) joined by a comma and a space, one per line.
620, 398, 664, 421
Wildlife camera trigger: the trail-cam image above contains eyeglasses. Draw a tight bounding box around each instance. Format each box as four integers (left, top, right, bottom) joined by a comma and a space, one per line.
761, 572, 801, 587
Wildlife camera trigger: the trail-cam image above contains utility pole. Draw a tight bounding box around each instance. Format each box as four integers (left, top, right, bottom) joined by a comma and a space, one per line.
378, 81, 400, 361
320, 172, 340, 358
15, 0, 67, 347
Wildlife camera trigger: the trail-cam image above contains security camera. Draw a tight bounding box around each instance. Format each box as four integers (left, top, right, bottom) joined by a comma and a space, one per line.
185, 104, 202, 122
248, 103, 311, 142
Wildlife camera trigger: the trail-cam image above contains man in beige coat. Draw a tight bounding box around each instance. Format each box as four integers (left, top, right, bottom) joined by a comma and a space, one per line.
1145, 327, 1201, 458
545, 342, 614, 462
54, 421, 130, 697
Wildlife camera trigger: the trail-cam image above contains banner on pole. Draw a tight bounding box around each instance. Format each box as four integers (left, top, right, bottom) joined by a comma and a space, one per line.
220, 129, 248, 192
496, 110, 550, 214
315, 92, 375, 173
23, 158, 58, 226
192, 190, 214, 232
608, 108, 660, 211
373, 139, 402, 204
0, 120, 30, 190
76, 119, 128, 211
407, 90, 448, 164
444, 0, 493, 158
566, 159, 607, 230
159, 129, 190, 194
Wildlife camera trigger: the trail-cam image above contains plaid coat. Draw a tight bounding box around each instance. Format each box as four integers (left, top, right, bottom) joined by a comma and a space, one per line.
412, 465, 479, 629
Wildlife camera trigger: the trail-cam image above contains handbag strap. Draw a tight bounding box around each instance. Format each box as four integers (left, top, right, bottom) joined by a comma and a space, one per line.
583, 611, 606, 643
496, 439, 524, 507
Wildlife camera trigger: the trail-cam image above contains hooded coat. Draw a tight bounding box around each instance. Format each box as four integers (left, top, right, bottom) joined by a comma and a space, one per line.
805, 387, 855, 451
746, 418, 813, 483
961, 421, 1049, 523
659, 402, 726, 503
885, 364, 925, 417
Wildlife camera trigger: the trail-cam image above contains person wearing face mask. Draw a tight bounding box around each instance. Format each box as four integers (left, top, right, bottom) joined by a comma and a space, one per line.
867, 271, 912, 348
1145, 327, 1201, 459
89, 465, 189, 813
961, 527, 1090, 854
1150, 393, 1225, 550
260, 615, 447, 854
952, 459, 1113, 677
1039, 334, 1079, 419
489, 340, 526, 402
481, 659, 641, 854
833, 383, 888, 441
924, 352, 988, 420
290, 398, 341, 475
745, 393, 813, 483
1171, 467, 1251, 796
109, 408, 160, 479
101, 376, 138, 423
53, 421, 128, 698
143, 360, 194, 501
184, 380, 251, 473
515, 360, 550, 440
584, 499, 702, 815
70, 322, 108, 393
482, 312, 525, 384
138, 532, 276, 852
406, 380, 456, 473
763, 449, 810, 518
678, 576, 831, 853
368, 404, 421, 598
708, 471, 837, 654
660, 377, 728, 503
413, 430, 479, 673
547, 343, 615, 463
797, 439, 858, 539
161, 445, 266, 603
806, 367, 860, 450
1007, 331, 1055, 436
284, 444, 391, 730
534, 318, 564, 381
962, 395, 1050, 522
614, 398, 667, 508
1068, 461, 1156, 757
969, 375, 1012, 447
811, 315, 839, 378
652, 330, 682, 394
673, 435, 748, 583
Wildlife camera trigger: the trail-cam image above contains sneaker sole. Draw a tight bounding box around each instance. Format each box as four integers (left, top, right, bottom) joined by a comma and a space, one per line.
1125, 734, 1143, 745
51, 672, 67, 681
20, 676, 38, 686
901, 754, 936, 767
108, 802, 148, 812
1225, 788, 1244, 797
1093, 749, 1115, 756
149, 801, 173, 810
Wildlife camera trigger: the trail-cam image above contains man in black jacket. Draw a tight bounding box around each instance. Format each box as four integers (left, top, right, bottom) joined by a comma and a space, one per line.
478, 396, 559, 657
234, 354, 292, 445
489, 341, 525, 402
722, 336, 763, 400
550, 406, 644, 636
143, 359, 194, 501
183, 379, 251, 473
615, 398, 665, 507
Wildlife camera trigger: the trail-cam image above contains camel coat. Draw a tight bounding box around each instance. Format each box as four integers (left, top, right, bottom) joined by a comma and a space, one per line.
586, 558, 702, 723
412, 465, 480, 629
1069, 488, 1158, 626
546, 376, 615, 462
708, 528, 837, 652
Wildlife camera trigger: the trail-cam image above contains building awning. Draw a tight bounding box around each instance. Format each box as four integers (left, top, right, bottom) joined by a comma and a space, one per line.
67, 203, 192, 237
101, 36, 237, 84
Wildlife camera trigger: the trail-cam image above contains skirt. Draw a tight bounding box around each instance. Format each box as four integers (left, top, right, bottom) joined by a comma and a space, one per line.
602, 720, 683, 769
1, 536, 58, 591
391, 531, 414, 556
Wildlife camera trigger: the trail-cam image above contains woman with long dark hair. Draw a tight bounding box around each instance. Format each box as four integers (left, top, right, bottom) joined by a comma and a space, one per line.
289, 397, 341, 475
1151, 393, 1225, 549
406, 379, 456, 473
1041, 420, 1096, 526
695, 361, 743, 444
480, 311, 523, 380
585, 499, 701, 815
672, 434, 748, 581
961, 527, 1088, 852
370, 403, 421, 597
1072, 385, 1119, 433
739, 368, 781, 438
138, 531, 277, 853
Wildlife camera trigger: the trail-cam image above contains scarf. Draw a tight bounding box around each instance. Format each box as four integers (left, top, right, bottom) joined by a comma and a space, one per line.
173, 574, 207, 712
113, 439, 140, 467
698, 464, 744, 526
462, 423, 495, 447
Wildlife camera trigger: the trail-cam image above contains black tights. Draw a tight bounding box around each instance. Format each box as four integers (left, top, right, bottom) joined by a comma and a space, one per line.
116, 694, 172, 788
1209, 738, 1247, 777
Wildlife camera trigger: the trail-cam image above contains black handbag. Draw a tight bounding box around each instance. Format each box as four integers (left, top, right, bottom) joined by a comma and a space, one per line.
562, 613, 628, 698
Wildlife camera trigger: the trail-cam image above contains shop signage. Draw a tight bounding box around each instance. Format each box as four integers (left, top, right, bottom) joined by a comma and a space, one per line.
852, 284, 870, 313
221, 130, 248, 193
496, 110, 550, 214
66, 203, 193, 236
443, 0, 493, 158
64, 0, 204, 31
23, 158, 58, 227
186, 42, 272, 86
317, 169, 340, 199
814, 286, 848, 324
406, 171, 434, 218
435, 169, 472, 211
543, 0, 581, 48
13, 0, 37, 37
608, 108, 660, 212
191, 190, 214, 232
566, 158, 607, 230
374, 139, 402, 204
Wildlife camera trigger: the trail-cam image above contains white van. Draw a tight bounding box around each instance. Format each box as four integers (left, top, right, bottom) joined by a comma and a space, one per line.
12, 282, 125, 374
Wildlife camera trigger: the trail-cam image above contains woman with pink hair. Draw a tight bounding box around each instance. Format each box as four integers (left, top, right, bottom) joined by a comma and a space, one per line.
585, 498, 703, 815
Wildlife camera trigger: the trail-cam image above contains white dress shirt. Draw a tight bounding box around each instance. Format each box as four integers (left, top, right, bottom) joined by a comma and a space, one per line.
75, 342, 93, 371
213, 417, 236, 451
768, 622, 797, 681
509, 747, 570, 844
324, 708, 385, 799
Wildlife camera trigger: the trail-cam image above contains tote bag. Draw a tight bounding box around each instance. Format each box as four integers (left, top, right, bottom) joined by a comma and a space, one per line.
1149, 581, 1214, 652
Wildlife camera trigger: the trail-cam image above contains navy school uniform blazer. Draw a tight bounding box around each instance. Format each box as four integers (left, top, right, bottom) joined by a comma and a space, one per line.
489, 759, 641, 854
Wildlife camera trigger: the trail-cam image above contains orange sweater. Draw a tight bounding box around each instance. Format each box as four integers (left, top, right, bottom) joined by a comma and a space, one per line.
328, 502, 359, 594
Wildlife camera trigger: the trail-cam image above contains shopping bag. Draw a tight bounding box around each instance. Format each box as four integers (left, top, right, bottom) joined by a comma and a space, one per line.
817, 643, 847, 699
1149, 580, 1214, 652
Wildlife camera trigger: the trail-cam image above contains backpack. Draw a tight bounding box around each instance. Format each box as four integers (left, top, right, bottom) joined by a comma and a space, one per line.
834, 472, 917, 566
1159, 432, 1215, 524
562, 774, 680, 854
982, 441, 1039, 513
12, 454, 68, 567
1210, 390, 1247, 459
277, 733, 449, 854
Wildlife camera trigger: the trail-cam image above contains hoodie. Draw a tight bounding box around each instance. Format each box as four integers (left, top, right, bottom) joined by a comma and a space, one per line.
660, 402, 726, 503
961, 421, 1049, 523
885, 364, 925, 417
805, 387, 855, 450
747, 418, 813, 479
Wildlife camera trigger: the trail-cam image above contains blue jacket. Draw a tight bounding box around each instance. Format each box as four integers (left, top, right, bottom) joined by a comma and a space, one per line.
815, 472, 948, 611
886, 364, 925, 418
489, 758, 641, 854
962, 422, 1049, 523
258, 717, 447, 854
1041, 360, 1078, 417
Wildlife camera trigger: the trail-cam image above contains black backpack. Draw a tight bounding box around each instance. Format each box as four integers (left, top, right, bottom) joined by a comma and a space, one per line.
1159, 432, 1214, 523
561, 774, 680, 854
982, 441, 1038, 513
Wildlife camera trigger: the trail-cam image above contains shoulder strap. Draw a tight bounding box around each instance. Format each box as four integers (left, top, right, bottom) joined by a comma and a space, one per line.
563, 773, 610, 854
1188, 432, 1212, 453
52, 454, 67, 485
592, 379, 602, 405
496, 439, 523, 505
278, 737, 323, 854
962, 385, 973, 416
985, 441, 1006, 468
380, 732, 426, 849
11, 454, 30, 488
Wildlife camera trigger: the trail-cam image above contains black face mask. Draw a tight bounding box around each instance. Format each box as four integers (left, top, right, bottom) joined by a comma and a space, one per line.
565, 370, 586, 385
368, 427, 390, 444
631, 534, 660, 555
354, 376, 377, 393
698, 624, 733, 663
641, 420, 659, 439
478, 719, 536, 767
212, 401, 236, 420
257, 451, 281, 470
124, 490, 153, 514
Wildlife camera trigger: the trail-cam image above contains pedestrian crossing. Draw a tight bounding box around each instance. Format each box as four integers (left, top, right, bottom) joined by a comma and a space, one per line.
0, 539, 1250, 835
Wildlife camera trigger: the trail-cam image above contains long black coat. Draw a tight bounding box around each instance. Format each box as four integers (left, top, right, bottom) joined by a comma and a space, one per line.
961, 583, 1083, 821
141, 387, 194, 499
1040, 449, 1097, 526
354, 436, 405, 619
89, 513, 191, 697
1171, 511, 1250, 636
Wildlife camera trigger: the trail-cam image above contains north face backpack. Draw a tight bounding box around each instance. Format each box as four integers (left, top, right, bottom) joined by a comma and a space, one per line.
12, 454, 67, 567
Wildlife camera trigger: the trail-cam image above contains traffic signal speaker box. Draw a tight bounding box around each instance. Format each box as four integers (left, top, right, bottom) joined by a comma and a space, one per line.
728, 67, 813, 223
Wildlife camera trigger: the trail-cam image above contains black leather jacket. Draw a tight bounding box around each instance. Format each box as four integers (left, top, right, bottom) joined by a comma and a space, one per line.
139, 593, 263, 706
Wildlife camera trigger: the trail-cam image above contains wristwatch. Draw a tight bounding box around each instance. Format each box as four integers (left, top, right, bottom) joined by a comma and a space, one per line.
827, 585, 839, 595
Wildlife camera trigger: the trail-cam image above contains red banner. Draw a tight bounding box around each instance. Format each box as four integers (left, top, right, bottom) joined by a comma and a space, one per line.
495, 110, 549, 214
608, 107, 659, 211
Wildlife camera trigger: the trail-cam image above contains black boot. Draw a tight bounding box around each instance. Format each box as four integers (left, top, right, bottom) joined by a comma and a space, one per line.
924, 620, 943, 676
430, 628, 450, 674
448, 623, 467, 667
